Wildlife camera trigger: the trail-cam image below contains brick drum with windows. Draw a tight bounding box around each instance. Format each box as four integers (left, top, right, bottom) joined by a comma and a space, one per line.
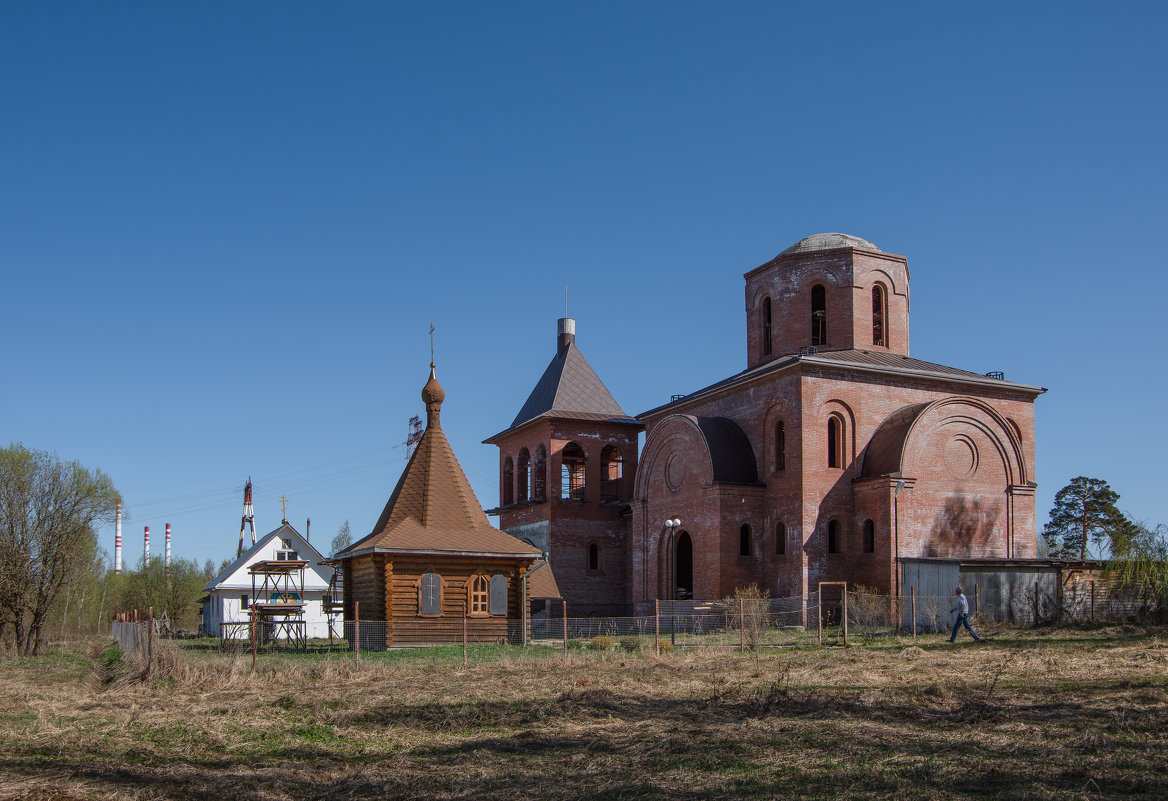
489, 233, 1044, 615
336, 362, 559, 647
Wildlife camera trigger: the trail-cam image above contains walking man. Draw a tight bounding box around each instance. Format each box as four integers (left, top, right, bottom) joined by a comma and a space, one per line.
948, 586, 980, 642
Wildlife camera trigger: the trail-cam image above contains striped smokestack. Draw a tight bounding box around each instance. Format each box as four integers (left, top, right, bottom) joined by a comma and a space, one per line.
144, 526, 150, 568
165, 523, 172, 575
114, 502, 123, 575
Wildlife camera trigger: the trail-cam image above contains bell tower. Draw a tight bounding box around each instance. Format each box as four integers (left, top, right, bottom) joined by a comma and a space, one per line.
484, 317, 642, 616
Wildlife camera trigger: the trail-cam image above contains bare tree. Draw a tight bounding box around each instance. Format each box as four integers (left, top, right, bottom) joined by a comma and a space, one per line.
331, 520, 351, 557
0, 444, 119, 654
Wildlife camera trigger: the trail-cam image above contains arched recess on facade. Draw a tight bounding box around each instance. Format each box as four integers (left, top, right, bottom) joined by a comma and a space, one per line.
862, 397, 1029, 486
634, 416, 716, 501
635, 414, 759, 500
822, 399, 857, 469
763, 401, 791, 475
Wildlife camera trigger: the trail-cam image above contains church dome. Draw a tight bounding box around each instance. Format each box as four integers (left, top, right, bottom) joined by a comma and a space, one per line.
778, 233, 881, 256
422, 364, 445, 406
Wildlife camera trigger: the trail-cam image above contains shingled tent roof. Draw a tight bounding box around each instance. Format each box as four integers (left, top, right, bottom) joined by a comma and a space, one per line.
339, 364, 543, 560
485, 319, 640, 442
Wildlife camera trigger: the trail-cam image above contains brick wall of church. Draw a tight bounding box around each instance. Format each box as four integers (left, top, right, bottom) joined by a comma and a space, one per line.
494, 418, 639, 616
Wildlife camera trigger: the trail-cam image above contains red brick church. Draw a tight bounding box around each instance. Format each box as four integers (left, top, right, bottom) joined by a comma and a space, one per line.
488, 233, 1044, 615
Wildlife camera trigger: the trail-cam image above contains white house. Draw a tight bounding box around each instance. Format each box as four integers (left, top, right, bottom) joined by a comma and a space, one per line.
201, 523, 340, 639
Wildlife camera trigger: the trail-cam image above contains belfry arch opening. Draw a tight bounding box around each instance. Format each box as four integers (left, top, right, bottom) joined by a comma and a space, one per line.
811, 284, 827, 346
872, 284, 888, 347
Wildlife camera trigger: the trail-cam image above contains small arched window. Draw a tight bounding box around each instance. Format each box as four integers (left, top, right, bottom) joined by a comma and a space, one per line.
872, 285, 887, 347
533, 444, 547, 500
488, 574, 508, 615
561, 442, 587, 501
502, 457, 514, 506
588, 542, 600, 571
827, 415, 844, 468
601, 445, 623, 502
811, 284, 827, 346
418, 572, 442, 616
774, 420, 786, 471
863, 519, 875, 553
740, 524, 752, 556
827, 520, 841, 554
775, 522, 786, 555
762, 297, 773, 356
468, 574, 489, 615
517, 448, 530, 502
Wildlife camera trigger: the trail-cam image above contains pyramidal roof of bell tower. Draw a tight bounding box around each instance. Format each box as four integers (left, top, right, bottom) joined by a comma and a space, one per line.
487, 318, 640, 442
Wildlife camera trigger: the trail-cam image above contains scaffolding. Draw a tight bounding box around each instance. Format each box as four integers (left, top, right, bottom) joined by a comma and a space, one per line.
248, 559, 308, 650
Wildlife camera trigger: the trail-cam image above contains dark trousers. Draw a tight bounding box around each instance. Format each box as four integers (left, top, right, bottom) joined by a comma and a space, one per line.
949, 613, 979, 641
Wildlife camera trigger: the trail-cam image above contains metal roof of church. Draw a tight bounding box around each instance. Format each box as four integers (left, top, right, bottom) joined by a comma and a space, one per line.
640, 349, 1045, 419
778, 232, 881, 256
485, 319, 640, 442
339, 365, 543, 560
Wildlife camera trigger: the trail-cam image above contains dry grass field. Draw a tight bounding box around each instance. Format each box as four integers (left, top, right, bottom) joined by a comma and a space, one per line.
1, 625, 1166, 800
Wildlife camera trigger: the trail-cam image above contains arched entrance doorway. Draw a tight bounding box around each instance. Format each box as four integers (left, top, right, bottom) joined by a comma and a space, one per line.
675, 531, 693, 600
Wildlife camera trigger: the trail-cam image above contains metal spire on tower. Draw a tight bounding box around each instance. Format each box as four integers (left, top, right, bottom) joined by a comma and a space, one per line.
238, 478, 256, 557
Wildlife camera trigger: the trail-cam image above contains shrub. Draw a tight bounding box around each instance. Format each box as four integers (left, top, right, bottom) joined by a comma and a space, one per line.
590, 636, 614, 651
657, 641, 674, 654
619, 637, 641, 653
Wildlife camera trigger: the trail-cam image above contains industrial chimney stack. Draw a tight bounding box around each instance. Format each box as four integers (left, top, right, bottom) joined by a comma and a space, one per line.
144, 526, 151, 568
165, 523, 172, 575
114, 502, 123, 575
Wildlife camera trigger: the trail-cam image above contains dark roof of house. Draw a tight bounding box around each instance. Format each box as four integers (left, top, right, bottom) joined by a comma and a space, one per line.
640, 349, 1045, 419
202, 523, 327, 592
339, 365, 543, 560
485, 337, 640, 442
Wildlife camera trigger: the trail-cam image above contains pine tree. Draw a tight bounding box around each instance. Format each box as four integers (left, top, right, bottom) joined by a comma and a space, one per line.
1043, 477, 1129, 559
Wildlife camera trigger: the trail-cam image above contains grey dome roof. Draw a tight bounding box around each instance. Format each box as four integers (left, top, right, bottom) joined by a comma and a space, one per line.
778, 233, 880, 256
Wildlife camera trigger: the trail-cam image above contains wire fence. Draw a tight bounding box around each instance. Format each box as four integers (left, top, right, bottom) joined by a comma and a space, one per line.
111, 576, 1156, 658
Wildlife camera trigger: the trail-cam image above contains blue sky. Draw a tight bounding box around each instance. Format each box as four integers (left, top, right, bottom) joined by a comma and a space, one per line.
3, 2, 1165, 567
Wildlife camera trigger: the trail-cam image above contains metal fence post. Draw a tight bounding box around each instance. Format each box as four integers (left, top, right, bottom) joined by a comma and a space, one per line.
355, 601, 361, 665
974, 583, 980, 616
147, 607, 153, 675
250, 606, 256, 670
463, 600, 468, 668
816, 593, 822, 647
739, 600, 745, 652
842, 586, 848, 647
562, 600, 568, 657
911, 586, 917, 639
1090, 580, 1095, 621
1033, 581, 1039, 626
654, 599, 660, 655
